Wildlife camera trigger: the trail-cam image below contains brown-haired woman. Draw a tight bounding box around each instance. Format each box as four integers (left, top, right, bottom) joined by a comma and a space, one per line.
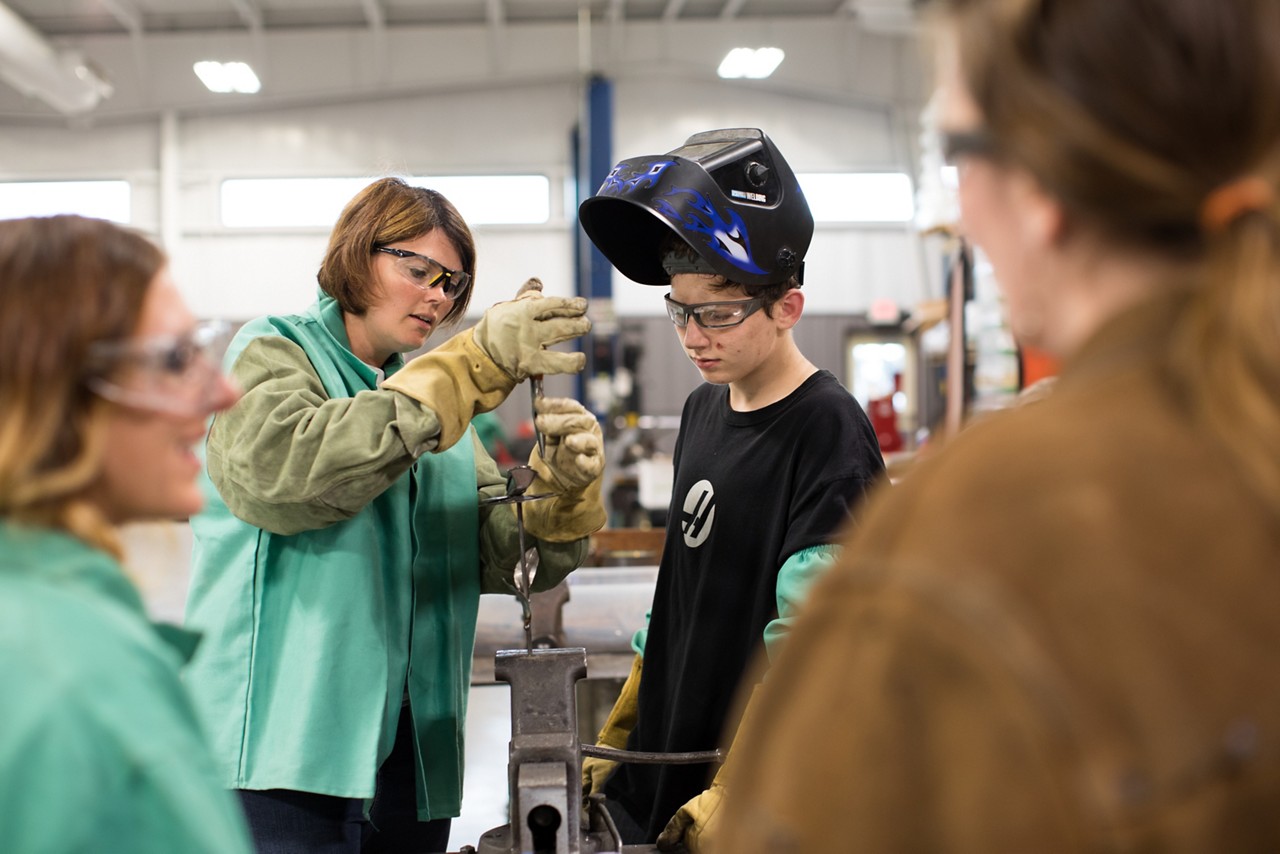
182, 177, 606, 853
720, 0, 1280, 851
0, 215, 250, 852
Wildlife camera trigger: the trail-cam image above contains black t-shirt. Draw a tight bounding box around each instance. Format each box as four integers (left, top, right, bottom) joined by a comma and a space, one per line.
604, 370, 886, 840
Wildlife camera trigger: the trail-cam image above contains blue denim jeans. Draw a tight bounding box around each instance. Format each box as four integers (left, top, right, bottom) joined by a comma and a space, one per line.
238, 705, 452, 854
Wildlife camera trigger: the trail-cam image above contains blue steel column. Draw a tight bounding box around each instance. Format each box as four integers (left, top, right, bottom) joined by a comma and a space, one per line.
572, 74, 614, 408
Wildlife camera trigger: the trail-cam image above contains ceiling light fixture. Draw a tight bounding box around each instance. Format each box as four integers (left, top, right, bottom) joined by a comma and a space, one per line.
193, 60, 261, 94
717, 47, 785, 80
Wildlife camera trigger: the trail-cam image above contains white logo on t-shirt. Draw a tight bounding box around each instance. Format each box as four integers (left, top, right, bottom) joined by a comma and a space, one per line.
681, 479, 715, 548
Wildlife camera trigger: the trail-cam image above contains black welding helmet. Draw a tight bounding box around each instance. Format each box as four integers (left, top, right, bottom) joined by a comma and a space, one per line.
578, 128, 813, 287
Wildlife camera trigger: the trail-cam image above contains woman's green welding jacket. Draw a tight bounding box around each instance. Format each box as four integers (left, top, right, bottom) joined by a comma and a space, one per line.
184, 293, 584, 820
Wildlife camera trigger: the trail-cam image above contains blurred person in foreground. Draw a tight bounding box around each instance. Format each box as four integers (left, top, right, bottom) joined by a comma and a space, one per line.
720, 0, 1280, 851
0, 215, 251, 852
576, 129, 886, 851
182, 177, 605, 853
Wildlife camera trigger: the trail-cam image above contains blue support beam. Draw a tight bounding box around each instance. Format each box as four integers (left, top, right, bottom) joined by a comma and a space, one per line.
572, 75, 615, 410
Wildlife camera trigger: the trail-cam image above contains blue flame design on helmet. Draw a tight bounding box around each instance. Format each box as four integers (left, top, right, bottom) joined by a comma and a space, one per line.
600, 160, 676, 196
579, 128, 812, 288
653, 186, 768, 277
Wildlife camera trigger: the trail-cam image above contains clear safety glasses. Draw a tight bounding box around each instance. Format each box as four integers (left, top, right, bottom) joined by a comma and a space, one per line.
84, 319, 234, 417
664, 293, 765, 329
373, 246, 472, 300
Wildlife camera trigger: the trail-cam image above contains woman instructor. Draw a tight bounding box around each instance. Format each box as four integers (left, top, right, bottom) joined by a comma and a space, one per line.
184, 177, 606, 853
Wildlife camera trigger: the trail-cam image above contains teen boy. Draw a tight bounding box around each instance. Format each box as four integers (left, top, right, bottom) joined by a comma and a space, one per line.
576, 128, 886, 851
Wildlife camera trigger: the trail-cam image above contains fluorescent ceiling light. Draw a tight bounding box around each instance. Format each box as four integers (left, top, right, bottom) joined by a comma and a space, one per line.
717, 47, 785, 80
193, 61, 261, 94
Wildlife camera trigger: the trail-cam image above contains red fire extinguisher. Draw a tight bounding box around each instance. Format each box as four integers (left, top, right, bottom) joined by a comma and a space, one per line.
867, 374, 904, 453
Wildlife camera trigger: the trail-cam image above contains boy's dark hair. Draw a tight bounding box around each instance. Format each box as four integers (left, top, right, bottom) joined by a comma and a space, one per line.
659, 233, 796, 317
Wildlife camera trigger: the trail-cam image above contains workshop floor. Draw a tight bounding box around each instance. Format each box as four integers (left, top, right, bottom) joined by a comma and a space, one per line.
452, 684, 514, 850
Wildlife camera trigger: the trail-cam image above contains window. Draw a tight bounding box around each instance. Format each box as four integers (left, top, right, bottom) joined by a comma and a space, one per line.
220, 175, 551, 228
797, 173, 915, 223
0, 180, 131, 222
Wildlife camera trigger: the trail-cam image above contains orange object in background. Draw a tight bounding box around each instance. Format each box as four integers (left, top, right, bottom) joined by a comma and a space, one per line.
1021, 345, 1061, 388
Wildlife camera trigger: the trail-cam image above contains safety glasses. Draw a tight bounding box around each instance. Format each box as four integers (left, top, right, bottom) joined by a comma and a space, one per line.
939, 128, 1002, 167
85, 319, 233, 417
664, 293, 765, 329
374, 246, 472, 300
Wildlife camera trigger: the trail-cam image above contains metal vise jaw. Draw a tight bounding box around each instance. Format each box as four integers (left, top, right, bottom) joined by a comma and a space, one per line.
476, 647, 623, 854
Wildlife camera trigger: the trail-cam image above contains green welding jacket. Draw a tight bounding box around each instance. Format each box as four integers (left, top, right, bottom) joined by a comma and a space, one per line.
184, 292, 585, 820
0, 522, 254, 854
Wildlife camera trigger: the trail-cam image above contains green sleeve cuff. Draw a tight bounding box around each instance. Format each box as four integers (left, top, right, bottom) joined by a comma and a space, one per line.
630, 609, 652, 657
762, 544, 841, 662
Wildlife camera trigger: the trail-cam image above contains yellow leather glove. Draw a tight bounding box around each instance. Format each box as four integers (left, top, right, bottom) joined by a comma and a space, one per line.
582, 653, 642, 796
524, 397, 607, 542
656, 784, 724, 853
655, 685, 763, 853
382, 328, 512, 451
472, 277, 590, 382
383, 279, 589, 452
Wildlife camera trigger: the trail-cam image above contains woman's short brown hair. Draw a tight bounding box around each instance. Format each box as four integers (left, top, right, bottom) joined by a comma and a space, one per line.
317, 177, 477, 325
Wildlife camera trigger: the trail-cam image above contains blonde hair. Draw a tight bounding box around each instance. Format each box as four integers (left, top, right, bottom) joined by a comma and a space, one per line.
0, 216, 163, 558
940, 0, 1280, 505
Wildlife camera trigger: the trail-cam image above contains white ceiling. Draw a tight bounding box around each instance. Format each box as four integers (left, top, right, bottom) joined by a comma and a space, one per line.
0, 0, 927, 121
12, 1, 921, 34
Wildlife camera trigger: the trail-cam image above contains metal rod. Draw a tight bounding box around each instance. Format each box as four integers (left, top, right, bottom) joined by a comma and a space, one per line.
579, 744, 725, 765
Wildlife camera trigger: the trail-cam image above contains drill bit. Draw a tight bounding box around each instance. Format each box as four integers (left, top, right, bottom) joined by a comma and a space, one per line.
531, 375, 545, 459
514, 501, 533, 652
505, 465, 538, 653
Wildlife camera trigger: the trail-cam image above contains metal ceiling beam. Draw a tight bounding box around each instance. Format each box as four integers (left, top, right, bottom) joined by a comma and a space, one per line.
100, 0, 143, 37
661, 0, 688, 22
358, 0, 385, 30
719, 0, 748, 20
226, 0, 263, 33
606, 0, 625, 24
486, 0, 506, 27
100, 0, 148, 97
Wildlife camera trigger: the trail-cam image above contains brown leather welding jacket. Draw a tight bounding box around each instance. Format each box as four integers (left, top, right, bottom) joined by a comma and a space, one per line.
719, 291, 1280, 853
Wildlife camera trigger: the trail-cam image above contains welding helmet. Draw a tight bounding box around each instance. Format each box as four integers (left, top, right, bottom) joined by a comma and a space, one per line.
578, 128, 813, 287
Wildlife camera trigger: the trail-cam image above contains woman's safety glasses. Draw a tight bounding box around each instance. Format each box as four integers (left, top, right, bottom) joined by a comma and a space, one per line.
85, 319, 234, 417
664, 293, 765, 329
374, 246, 472, 300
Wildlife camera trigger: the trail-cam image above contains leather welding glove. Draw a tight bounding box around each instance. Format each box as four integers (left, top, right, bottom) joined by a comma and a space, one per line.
656, 685, 764, 853
523, 397, 607, 542
472, 277, 590, 382
383, 278, 589, 451
582, 653, 643, 796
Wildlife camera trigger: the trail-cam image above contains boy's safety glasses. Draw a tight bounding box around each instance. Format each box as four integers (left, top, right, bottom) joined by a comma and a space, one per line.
664, 293, 764, 329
